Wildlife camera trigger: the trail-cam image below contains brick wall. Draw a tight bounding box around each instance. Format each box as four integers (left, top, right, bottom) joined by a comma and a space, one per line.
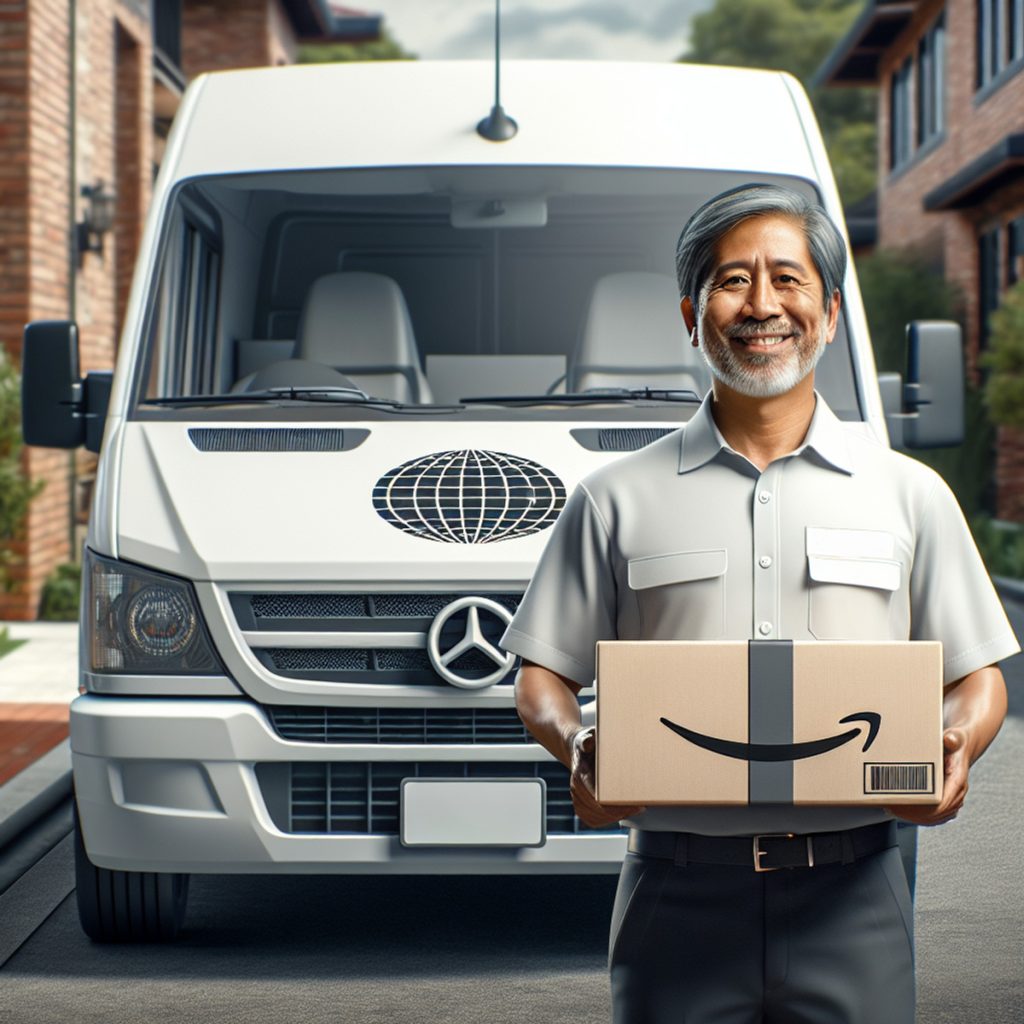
0, 3, 29, 368
114, 11, 154, 342
1, 0, 75, 620
0, 4, 31, 618
182, 0, 274, 76
876, 0, 1024, 520
4, 0, 317, 618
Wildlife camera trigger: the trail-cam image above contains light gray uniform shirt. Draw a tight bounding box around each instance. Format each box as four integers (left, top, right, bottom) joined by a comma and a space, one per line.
502, 392, 1020, 836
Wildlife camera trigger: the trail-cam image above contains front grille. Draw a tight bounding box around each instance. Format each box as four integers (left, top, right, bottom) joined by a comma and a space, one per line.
268, 706, 532, 744
232, 590, 523, 686
265, 649, 371, 672
255, 760, 624, 835
252, 594, 367, 619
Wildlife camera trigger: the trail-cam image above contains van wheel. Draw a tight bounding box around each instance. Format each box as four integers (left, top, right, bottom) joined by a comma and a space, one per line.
73, 803, 189, 942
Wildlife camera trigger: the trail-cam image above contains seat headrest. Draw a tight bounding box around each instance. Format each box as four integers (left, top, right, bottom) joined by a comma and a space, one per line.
297, 272, 419, 369
580, 272, 687, 366
570, 272, 707, 394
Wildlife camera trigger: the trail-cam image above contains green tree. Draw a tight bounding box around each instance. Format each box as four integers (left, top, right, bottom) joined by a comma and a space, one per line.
0, 347, 42, 592
683, 0, 876, 205
982, 280, 1024, 430
856, 248, 993, 518
298, 28, 416, 64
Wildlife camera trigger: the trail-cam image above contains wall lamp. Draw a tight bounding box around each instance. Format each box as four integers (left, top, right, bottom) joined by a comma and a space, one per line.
76, 180, 117, 264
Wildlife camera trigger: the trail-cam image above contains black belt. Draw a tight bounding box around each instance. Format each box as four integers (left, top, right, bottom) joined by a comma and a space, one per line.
627, 820, 897, 872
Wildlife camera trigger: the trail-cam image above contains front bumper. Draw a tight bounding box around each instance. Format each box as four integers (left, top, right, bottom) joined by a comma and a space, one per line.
71, 695, 626, 874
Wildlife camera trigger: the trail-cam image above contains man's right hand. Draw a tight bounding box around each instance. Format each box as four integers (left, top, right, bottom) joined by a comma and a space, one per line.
569, 726, 645, 829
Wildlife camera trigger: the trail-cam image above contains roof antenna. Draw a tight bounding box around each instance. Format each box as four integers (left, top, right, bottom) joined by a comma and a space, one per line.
476, 0, 518, 142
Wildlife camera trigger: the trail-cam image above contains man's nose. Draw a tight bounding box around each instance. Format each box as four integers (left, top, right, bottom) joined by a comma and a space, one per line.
743, 274, 783, 319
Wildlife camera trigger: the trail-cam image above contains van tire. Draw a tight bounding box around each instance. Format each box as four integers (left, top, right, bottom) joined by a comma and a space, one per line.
74, 803, 189, 942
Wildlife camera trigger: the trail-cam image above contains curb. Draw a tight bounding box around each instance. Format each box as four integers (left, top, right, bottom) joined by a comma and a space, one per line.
0, 772, 72, 851
0, 741, 72, 851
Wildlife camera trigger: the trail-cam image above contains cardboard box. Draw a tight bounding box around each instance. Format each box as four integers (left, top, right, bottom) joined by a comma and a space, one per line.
595, 640, 943, 806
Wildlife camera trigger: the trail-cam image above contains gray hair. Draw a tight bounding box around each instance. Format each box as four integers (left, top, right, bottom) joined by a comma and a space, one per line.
674, 184, 847, 311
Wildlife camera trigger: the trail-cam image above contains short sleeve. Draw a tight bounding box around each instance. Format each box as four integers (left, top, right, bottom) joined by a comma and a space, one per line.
910, 476, 1020, 682
500, 483, 618, 687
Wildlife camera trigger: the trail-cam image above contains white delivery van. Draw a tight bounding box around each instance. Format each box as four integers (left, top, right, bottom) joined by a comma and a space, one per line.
22, 60, 962, 941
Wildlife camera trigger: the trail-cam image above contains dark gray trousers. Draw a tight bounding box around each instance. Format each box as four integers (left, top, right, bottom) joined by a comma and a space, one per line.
609, 844, 915, 1024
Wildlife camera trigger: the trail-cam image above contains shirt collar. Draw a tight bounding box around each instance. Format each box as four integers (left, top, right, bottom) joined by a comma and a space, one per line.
678, 391, 856, 476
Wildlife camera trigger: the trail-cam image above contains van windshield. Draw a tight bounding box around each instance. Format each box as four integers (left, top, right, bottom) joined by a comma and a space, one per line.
134, 167, 859, 419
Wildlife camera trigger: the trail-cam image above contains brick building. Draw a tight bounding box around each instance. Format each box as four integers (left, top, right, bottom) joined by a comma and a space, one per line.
819, 0, 1024, 521
0, 1, 379, 620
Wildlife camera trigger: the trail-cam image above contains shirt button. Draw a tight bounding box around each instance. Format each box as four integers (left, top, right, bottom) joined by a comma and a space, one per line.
757, 490, 772, 504
758, 621, 773, 636
759, 556, 773, 568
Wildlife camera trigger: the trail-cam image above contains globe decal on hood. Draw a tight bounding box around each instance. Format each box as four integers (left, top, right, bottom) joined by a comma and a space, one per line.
373, 450, 567, 544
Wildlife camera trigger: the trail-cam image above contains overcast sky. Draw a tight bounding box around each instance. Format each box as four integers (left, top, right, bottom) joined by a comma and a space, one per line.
368, 1, 715, 62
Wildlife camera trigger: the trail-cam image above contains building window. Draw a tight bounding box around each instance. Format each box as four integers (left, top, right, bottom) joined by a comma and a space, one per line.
1010, 0, 1024, 62
1009, 216, 1024, 284
889, 57, 913, 170
917, 15, 946, 145
979, 227, 1002, 350
977, 0, 1024, 89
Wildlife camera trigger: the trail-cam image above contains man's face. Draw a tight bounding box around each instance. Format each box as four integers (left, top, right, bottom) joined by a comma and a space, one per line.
692, 214, 840, 398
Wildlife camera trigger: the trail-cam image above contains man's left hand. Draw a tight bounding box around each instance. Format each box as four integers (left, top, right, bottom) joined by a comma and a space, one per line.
888, 728, 969, 826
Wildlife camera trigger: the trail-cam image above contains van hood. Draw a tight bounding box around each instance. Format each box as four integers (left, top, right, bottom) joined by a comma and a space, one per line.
115, 418, 668, 584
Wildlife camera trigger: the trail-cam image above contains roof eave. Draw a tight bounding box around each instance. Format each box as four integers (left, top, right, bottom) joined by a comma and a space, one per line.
282, 1, 382, 42
813, 1, 919, 88
924, 134, 1024, 210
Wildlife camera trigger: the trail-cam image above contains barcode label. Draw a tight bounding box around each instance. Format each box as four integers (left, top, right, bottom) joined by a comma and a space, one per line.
864, 763, 934, 794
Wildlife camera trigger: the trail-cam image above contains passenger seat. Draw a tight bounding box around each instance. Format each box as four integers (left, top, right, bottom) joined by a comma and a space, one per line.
568, 272, 708, 395
296, 272, 432, 403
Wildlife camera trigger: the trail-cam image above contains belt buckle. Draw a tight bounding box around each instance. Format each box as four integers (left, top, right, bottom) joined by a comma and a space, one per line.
752, 832, 814, 872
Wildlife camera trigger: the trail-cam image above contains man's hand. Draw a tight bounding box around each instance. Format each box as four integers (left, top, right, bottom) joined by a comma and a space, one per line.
888, 665, 1007, 827
570, 726, 645, 829
888, 728, 970, 826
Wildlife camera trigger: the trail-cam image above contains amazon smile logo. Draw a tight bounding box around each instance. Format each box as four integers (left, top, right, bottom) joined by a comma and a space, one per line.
659, 712, 882, 762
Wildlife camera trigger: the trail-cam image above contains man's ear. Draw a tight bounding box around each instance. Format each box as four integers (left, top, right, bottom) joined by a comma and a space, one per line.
825, 289, 841, 344
681, 297, 698, 346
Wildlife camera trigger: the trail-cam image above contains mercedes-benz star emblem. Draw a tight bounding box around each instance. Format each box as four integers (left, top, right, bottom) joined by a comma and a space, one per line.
427, 597, 517, 689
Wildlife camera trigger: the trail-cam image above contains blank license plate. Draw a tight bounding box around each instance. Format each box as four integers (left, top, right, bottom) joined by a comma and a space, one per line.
400, 778, 546, 847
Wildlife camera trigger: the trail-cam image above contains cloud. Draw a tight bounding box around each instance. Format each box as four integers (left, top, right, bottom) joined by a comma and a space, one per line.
423, 1, 713, 61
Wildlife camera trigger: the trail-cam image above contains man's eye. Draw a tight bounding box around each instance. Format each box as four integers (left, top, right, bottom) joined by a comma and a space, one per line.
722, 275, 748, 286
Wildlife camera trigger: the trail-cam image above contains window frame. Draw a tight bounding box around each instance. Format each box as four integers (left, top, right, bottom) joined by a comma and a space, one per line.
917, 14, 946, 147
889, 56, 914, 172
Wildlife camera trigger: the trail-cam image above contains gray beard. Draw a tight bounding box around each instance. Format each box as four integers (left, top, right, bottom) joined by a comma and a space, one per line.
699, 322, 829, 398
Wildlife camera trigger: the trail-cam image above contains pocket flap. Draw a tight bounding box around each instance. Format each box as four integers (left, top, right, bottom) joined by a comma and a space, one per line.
806, 526, 895, 559
808, 555, 901, 591
627, 549, 727, 590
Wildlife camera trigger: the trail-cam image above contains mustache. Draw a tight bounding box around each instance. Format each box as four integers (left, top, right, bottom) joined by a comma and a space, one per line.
725, 319, 802, 339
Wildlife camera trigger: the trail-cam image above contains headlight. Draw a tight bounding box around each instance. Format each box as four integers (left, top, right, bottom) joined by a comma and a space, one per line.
85, 548, 222, 674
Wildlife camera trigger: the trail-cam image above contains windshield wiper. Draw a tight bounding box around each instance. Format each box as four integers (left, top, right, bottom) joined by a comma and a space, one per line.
459, 388, 702, 406
141, 387, 462, 412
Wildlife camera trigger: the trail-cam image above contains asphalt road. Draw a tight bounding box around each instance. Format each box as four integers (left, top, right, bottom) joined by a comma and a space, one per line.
0, 601, 1021, 1024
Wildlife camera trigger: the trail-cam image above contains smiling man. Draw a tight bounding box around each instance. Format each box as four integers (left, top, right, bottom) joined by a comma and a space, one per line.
501, 184, 1019, 1024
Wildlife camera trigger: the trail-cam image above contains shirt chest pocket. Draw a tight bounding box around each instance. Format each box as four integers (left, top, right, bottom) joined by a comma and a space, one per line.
806, 527, 901, 640
627, 549, 727, 640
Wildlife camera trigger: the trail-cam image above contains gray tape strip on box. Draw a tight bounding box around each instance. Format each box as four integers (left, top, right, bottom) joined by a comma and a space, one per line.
748, 640, 794, 804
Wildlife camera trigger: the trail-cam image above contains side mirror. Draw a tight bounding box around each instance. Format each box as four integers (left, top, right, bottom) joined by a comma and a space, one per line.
22, 320, 113, 453
881, 321, 965, 450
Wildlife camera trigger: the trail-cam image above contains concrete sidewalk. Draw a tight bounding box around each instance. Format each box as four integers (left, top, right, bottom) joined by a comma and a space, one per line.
0, 622, 78, 705
0, 621, 77, 798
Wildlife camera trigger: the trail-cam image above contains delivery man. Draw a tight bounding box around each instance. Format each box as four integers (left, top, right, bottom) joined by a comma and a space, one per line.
501, 183, 1019, 1024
